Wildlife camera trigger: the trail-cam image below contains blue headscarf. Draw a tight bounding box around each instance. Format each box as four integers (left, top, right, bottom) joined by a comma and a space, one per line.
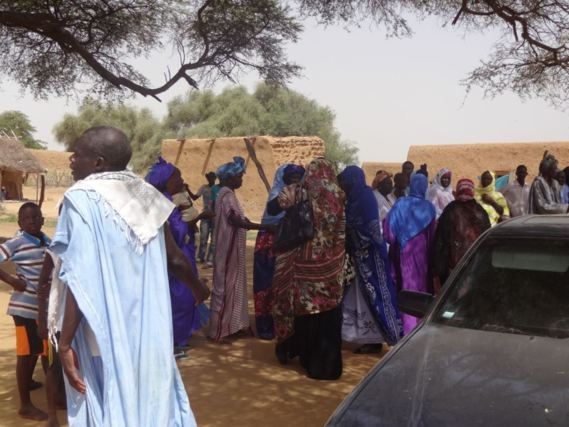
261, 164, 306, 225
387, 173, 436, 248
216, 156, 246, 181
339, 165, 378, 232
261, 164, 290, 225
145, 157, 176, 192
283, 164, 305, 184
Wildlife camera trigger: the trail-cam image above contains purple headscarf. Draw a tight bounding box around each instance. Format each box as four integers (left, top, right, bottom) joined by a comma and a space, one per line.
145, 157, 176, 192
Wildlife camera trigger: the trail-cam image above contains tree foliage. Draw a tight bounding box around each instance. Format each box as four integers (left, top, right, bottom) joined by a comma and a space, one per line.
54, 84, 358, 171
0, 110, 46, 149
299, 0, 569, 106
165, 83, 359, 167
3, 1, 569, 105
53, 98, 164, 171
0, 0, 301, 100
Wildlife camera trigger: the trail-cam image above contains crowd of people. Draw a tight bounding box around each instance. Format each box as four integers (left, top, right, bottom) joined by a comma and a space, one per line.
0, 126, 568, 426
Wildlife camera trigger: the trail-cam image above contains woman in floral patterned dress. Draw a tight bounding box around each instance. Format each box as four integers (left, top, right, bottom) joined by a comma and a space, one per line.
270, 158, 346, 380
253, 164, 305, 340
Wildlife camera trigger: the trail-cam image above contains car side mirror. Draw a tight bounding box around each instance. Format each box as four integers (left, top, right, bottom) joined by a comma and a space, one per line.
398, 290, 434, 318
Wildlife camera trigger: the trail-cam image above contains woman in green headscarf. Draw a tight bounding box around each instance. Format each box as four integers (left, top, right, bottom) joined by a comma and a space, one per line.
475, 171, 510, 226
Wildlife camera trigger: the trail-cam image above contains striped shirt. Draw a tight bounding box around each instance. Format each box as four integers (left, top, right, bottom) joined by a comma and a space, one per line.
0, 231, 51, 320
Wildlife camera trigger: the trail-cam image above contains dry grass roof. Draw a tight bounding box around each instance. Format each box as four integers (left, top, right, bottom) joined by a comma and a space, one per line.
0, 137, 45, 173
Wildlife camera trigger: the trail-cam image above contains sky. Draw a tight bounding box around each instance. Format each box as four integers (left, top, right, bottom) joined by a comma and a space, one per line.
1, 15, 568, 163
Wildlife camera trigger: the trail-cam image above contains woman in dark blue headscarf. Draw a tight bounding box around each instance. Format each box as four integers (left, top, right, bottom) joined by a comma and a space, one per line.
383, 173, 436, 335
253, 164, 305, 340
338, 166, 403, 351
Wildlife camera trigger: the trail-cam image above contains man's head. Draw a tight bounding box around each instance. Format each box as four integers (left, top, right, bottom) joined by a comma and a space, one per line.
18, 202, 43, 237
205, 172, 217, 186
393, 173, 408, 192
402, 161, 414, 179
556, 170, 566, 186
539, 154, 558, 180
515, 165, 528, 185
378, 176, 394, 196
481, 171, 493, 188
70, 126, 132, 181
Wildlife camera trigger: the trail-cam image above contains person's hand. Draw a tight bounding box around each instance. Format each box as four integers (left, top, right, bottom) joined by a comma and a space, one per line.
37, 320, 47, 340
264, 223, 278, 233
59, 345, 86, 394
193, 279, 210, 305
200, 211, 215, 220
10, 275, 26, 292
481, 193, 494, 204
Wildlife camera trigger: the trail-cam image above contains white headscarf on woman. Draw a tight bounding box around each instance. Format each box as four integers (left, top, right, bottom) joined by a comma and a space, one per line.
427, 168, 455, 219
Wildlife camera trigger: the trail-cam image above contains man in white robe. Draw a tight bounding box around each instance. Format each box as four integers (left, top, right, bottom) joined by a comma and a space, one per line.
52, 126, 209, 426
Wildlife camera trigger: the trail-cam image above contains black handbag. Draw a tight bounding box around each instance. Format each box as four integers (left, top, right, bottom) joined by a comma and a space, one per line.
274, 200, 314, 252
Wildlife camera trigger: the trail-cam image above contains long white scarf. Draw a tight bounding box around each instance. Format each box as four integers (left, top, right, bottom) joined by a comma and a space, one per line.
67, 170, 174, 253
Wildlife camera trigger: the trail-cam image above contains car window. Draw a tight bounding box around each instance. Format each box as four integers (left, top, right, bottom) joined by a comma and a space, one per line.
433, 238, 569, 338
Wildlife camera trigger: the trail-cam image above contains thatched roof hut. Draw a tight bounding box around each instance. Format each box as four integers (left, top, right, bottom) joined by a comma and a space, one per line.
0, 136, 46, 200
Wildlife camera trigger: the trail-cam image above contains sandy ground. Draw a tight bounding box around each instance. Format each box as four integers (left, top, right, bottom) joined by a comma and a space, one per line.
0, 217, 382, 427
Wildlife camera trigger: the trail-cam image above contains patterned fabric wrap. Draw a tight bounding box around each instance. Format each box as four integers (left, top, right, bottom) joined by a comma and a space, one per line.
253, 229, 277, 339
208, 187, 249, 341
387, 174, 436, 249
272, 158, 346, 341
475, 171, 510, 226
434, 199, 491, 283
338, 166, 403, 345
216, 156, 246, 181
455, 178, 475, 202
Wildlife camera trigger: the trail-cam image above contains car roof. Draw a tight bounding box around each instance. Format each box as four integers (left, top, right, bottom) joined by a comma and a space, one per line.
488, 215, 569, 239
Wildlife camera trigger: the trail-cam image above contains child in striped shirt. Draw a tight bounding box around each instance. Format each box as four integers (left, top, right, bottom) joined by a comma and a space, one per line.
0, 202, 50, 421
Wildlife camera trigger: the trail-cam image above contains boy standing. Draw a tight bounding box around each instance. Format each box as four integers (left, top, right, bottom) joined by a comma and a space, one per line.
193, 171, 220, 266
0, 202, 49, 421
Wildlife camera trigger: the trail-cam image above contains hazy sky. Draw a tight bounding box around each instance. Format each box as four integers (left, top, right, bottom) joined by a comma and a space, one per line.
1, 15, 568, 163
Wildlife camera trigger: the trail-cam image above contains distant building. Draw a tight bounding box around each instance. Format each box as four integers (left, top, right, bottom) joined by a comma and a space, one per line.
364, 142, 569, 185
0, 136, 46, 200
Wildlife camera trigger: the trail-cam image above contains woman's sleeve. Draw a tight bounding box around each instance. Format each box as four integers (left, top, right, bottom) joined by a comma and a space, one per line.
266, 197, 283, 216
382, 217, 395, 246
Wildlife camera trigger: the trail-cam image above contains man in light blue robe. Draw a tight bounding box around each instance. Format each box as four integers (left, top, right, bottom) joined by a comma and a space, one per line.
51, 126, 209, 427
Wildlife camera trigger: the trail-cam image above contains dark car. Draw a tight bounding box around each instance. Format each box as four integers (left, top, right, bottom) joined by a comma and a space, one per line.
328, 215, 569, 426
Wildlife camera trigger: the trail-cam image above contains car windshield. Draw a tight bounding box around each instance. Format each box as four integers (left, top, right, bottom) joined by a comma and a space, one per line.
433, 238, 569, 338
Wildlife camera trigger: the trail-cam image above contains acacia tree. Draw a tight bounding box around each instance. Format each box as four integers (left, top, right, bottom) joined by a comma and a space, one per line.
165, 83, 359, 167
53, 98, 164, 170
0, 0, 301, 100
299, 0, 569, 105
3, 1, 568, 105
0, 110, 46, 149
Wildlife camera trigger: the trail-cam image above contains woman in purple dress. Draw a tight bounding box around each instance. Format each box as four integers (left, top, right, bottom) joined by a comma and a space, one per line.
383, 173, 436, 335
146, 157, 202, 355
